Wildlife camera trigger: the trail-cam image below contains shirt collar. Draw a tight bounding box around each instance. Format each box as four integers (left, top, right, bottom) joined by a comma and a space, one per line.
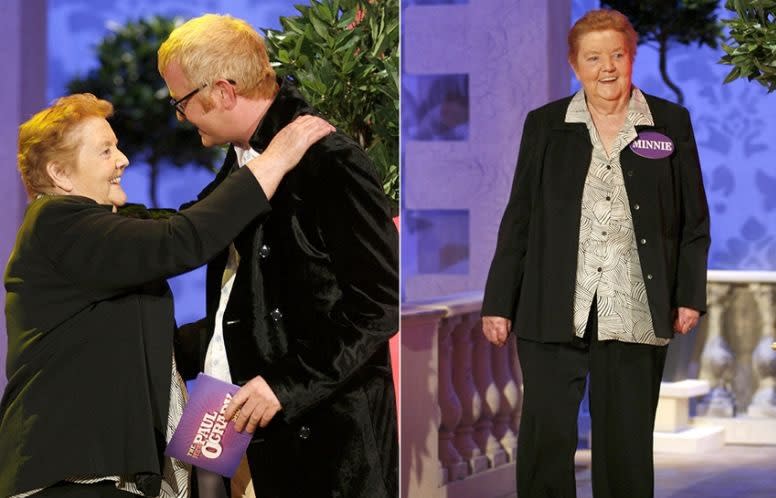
564, 87, 654, 127
234, 145, 260, 168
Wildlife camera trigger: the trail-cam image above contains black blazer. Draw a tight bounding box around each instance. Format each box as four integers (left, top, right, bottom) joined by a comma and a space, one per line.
0, 168, 269, 497
176, 79, 399, 497
482, 92, 710, 342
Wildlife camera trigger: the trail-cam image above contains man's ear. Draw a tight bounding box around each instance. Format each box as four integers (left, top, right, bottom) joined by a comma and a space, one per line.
214, 79, 238, 110
46, 161, 74, 193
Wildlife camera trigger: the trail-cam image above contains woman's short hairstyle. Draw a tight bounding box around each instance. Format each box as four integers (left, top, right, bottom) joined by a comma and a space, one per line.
18, 93, 113, 200
568, 9, 638, 62
158, 14, 277, 102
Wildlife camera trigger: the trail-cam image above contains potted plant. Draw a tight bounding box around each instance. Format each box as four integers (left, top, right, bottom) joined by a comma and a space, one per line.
264, 0, 399, 211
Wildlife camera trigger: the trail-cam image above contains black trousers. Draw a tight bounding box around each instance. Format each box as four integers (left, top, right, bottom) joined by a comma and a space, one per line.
516, 302, 668, 498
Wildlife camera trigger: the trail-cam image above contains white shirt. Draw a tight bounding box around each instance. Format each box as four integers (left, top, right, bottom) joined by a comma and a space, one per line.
203, 146, 261, 382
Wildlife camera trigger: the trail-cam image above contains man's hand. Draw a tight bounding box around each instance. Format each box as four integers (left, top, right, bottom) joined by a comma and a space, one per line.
482, 316, 511, 347
225, 376, 282, 433
672, 307, 700, 335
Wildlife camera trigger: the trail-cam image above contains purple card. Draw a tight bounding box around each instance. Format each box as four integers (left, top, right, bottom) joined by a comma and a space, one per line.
165, 373, 251, 477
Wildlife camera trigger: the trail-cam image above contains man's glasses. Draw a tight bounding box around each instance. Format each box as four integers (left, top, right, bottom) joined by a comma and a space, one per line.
169, 80, 236, 117
169, 85, 205, 117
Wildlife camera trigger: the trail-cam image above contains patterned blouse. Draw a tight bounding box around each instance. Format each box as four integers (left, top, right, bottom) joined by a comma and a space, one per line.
566, 88, 670, 346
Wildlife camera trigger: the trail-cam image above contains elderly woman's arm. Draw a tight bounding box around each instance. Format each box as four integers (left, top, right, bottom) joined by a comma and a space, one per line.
672, 109, 711, 334
672, 107, 711, 328
481, 110, 541, 344
30, 117, 332, 292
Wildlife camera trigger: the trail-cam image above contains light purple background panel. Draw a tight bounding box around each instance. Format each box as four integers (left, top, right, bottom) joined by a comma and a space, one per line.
401, 0, 571, 301
0, 0, 47, 393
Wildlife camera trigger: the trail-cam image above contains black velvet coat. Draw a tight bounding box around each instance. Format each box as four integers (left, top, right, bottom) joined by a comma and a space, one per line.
0, 169, 269, 497
176, 79, 399, 497
482, 92, 710, 342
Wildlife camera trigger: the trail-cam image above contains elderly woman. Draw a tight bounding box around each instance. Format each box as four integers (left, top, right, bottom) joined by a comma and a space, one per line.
481, 9, 710, 498
0, 93, 332, 498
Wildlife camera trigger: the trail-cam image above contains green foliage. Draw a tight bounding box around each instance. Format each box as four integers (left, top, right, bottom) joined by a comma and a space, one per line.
719, 0, 776, 92
601, 1, 721, 104
264, 0, 399, 207
67, 16, 222, 207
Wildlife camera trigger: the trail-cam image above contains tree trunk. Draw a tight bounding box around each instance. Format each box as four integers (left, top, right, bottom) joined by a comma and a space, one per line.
658, 34, 684, 105
149, 161, 159, 208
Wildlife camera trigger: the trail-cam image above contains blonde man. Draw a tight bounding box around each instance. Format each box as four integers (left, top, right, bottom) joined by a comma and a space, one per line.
159, 14, 399, 498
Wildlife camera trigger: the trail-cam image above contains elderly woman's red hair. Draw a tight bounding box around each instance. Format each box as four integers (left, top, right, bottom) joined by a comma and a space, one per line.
568, 9, 638, 62
17, 93, 113, 200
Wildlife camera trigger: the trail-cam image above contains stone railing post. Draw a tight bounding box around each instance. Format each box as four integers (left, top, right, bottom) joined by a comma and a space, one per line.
451, 314, 489, 475
491, 333, 520, 462
472, 319, 508, 468
748, 283, 776, 417
697, 282, 736, 417
439, 315, 469, 481
401, 305, 447, 498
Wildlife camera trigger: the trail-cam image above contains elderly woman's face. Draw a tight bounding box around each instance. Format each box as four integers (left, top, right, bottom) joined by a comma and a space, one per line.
572, 29, 633, 104
67, 117, 129, 208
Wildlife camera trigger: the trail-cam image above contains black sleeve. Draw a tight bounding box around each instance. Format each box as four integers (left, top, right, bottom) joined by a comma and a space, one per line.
673, 107, 711, 313
481, 109, 542, 319
174, 318, 209, 381
36, 167, 270, 291
261, 141, 399, 421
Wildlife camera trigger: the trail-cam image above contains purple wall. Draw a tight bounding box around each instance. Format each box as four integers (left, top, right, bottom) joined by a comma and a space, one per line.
0, 0, 47, 391
401, 0, 571, 301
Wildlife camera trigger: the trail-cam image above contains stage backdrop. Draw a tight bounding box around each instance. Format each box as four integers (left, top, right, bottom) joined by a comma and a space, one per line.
401, 0, 776, 303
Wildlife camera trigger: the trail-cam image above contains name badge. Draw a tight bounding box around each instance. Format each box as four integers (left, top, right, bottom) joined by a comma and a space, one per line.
629, 131, 674, 159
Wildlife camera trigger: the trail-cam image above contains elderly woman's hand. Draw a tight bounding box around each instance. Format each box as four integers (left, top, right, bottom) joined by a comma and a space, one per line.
482, 316, 511, 347
672, 307, 700, 335
256, 115, 335, 174
244, 115, 335, 199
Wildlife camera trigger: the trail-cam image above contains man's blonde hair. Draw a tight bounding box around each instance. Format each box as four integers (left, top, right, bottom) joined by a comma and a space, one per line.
158, 14, 277, 100
18, 93, 113, 200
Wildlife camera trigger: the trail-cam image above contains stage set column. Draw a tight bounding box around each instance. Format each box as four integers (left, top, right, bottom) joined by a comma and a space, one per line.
0, 0, 47, 392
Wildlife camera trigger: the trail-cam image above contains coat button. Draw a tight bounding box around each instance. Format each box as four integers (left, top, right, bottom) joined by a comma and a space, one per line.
270, 308, 283, 321
627, 170, 634, 177
259, 244, 271, 259
298, 425, 311, 440
633, 204, 640, 210
647, 274, 653, 280
640, 238, 647, 245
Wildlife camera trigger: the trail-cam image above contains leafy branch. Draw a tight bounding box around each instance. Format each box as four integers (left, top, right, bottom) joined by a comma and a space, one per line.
264, 0, 399, 209
719, 0, 776, 92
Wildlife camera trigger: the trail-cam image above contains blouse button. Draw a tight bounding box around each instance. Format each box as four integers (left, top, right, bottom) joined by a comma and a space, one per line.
259, 244, 271, 259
